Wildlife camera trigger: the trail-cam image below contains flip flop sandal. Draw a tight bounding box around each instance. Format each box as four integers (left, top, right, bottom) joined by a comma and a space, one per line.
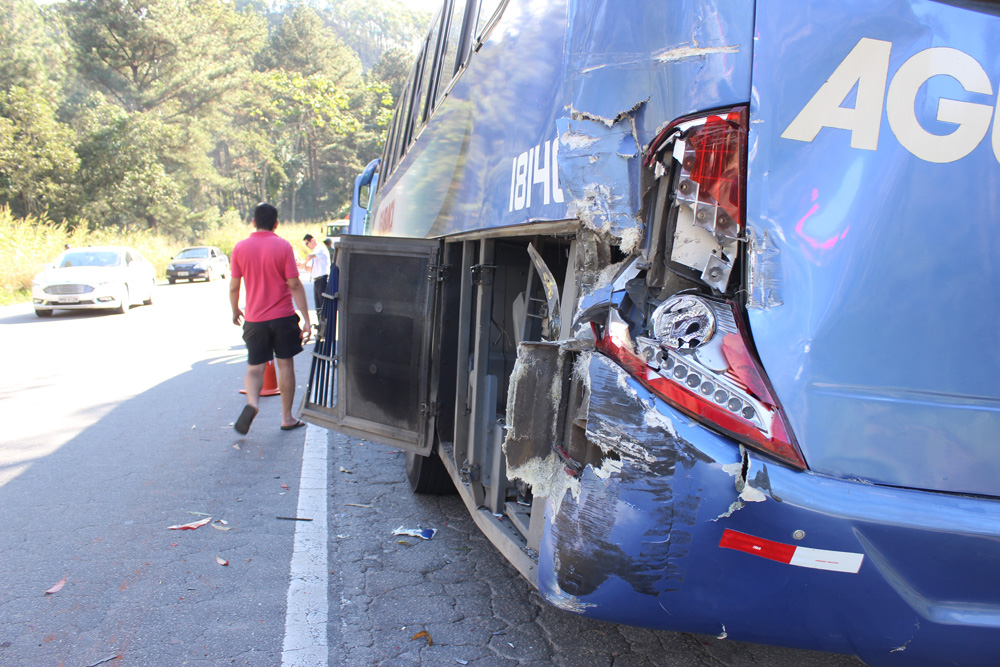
234, 405, 257, 434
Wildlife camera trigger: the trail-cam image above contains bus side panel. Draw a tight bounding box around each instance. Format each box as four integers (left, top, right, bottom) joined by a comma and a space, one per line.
371, 0, 753, 244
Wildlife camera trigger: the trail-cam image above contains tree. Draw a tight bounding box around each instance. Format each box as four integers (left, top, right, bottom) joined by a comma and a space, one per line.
0, 0, 69, 99
325, 0, 429, 71
65, 0, 266, 119
72, 95, 184, 231
0, 86, 78, 220
259, 5, 361, 85
370, 46, 413, 108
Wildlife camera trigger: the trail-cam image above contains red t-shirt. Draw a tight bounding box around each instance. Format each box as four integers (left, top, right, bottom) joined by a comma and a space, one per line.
231, 230, 299, 323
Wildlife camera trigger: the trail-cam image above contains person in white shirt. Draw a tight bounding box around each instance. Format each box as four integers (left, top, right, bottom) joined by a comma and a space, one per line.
301, 233, 330, 316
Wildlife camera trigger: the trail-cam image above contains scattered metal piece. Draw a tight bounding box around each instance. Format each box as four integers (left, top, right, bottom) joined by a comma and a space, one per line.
276, 516, 313, 521
85, 656, 121, 667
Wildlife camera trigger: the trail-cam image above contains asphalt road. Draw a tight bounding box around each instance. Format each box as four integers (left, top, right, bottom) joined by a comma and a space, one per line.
0, 278, 866, 667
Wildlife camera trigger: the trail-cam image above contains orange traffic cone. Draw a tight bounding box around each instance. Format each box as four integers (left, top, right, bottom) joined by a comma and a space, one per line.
240, 360, 280, 396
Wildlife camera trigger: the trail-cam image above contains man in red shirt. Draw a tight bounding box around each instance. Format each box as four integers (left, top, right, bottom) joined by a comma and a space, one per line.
229, 203, 311, 433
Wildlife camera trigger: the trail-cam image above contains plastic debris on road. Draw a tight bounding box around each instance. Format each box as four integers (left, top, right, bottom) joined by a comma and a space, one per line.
392, 526, 437, 540
168, 517, 211, 530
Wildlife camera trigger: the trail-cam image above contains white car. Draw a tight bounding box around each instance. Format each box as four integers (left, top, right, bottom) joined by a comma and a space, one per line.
32, 246, 156, 317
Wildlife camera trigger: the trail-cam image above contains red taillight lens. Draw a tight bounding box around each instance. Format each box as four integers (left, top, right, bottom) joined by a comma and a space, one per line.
685, 109, 746, 230
595, 313, 806, 470
609, 107, 802, 467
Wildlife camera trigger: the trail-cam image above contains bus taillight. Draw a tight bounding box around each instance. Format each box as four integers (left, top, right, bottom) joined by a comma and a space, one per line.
594, 298, 806, 470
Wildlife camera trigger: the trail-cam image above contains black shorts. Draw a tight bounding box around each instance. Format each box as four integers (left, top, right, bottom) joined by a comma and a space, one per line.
243, 314, 303, 365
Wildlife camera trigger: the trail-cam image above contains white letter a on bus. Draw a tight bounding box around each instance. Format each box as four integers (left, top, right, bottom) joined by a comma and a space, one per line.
781, 38, 893, 151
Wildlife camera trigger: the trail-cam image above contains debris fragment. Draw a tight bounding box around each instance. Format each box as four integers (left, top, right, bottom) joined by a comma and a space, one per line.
281, 483, 289, 490
397, 541, 412, 547
345, 503, 372, 508
168, 517, 212, 531
276, 516, 312, 521
186, 511, 211, 517
216, 557, 229, 566
44, 578, 66, 595
211, 520, 232, 532
717, 625, 727, 640
410, 630, 433, 646
456, 661, 469, 666
392, 526, 436, 540
339, 466, 352, 474
85, 656, 121, 667
233, 443, 241, 450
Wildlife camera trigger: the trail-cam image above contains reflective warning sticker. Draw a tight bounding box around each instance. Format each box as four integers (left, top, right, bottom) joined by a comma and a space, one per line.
719, 529, 864, 574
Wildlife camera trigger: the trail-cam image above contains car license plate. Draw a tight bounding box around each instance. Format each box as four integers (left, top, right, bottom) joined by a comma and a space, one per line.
58, 296, 78, 303
177, 271, 189, 276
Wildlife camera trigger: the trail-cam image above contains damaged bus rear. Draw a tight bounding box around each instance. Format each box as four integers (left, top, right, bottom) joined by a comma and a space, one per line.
301, 0, 1000, 663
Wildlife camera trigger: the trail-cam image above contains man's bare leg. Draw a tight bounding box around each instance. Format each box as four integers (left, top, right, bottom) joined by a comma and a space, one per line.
275, 356, 298, 427
244, 363, 265, 409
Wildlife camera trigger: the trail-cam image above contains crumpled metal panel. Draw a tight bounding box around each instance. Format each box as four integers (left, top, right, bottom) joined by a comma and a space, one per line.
537, 352, 1000, 665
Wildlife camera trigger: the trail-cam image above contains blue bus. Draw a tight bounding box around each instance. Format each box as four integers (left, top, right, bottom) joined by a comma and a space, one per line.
302, 1, 1000, 664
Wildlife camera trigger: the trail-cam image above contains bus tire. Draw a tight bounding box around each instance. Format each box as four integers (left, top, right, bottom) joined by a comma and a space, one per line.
405, 449, 455, 495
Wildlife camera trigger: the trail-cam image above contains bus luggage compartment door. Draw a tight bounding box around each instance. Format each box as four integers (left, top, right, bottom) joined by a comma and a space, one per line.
301, 235, 440, 456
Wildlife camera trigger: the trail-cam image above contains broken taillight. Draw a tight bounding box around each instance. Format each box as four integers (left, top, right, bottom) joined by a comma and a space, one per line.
593, 108, 805, 469
595, 300, 805, 469
647, 107, 747, 293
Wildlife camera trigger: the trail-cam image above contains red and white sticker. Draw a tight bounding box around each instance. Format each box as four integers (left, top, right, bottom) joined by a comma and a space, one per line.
719, 529, 864, 574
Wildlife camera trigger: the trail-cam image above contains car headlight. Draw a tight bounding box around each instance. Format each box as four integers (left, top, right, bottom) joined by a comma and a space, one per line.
167, 264, 175, 271
194, 262, 207, 270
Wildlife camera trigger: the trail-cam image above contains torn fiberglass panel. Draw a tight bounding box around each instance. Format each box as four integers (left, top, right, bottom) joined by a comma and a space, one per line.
538, 354, 708, 612
556, 117, 643, 245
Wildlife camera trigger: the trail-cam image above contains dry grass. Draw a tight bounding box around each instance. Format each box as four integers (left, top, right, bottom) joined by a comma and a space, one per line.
0, 208, 340, 305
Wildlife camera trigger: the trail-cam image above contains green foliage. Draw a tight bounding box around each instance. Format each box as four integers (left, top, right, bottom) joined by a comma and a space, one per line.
0, 0, 69, 100
259, 5, 361, 84
67, 0, 266, 118
73, 98, 184, 231
0, 0, 419, 242
326, 0, 430, 71
0, 86, 79, 220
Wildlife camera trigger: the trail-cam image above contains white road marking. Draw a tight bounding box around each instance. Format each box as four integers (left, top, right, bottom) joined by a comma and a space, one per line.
281, 424, 329, 666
